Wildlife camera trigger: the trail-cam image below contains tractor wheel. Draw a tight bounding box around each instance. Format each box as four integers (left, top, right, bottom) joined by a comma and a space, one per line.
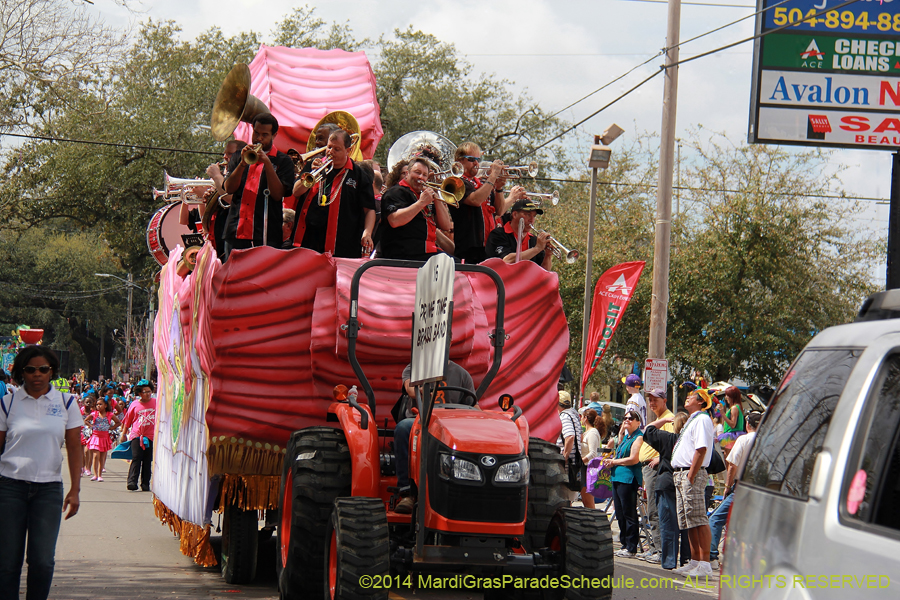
545, 507, 614, 600
524, 437, 569, 551
220, 503, 259, 583
277, 427, 352, 600
324, 497, 390, 600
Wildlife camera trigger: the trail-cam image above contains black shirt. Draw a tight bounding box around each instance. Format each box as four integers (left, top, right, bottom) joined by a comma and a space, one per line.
223, 148, 295, 247
380, 184, 441, 262
485, 222, 546, 266
295, 160, 375, 258
642, 425, 677, 492
450, 178, 496, 263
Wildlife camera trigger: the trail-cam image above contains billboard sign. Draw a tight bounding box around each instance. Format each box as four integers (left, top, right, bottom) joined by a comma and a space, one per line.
750, 0, 900, 150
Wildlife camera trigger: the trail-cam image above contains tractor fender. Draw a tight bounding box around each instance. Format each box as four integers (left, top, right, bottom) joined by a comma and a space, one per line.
329, 401, 379, 497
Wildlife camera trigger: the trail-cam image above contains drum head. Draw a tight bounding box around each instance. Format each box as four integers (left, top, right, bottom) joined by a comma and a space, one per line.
147, 204, 195, 267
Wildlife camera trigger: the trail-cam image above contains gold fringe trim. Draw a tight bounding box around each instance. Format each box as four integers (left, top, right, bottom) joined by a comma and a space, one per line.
207, 436, 286, 476
218, 474, 281, 512
153, 497, 218, 567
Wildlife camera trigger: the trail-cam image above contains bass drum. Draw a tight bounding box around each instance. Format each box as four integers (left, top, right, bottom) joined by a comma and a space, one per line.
147, 204, 195, 266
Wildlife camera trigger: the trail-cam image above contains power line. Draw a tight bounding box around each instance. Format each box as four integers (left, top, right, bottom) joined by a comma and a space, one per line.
622, 0, 754, 7
0, 131, 220, 157
515, 0, 862, 159
531, 177, 888, 203
672, 0, 863, 68
515, 70, 662, 161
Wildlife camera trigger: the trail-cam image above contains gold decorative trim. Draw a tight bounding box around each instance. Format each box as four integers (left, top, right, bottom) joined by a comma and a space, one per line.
153, 497, 217, 567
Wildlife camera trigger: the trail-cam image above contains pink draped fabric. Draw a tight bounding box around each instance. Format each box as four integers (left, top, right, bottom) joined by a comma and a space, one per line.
233, 46, 382, 158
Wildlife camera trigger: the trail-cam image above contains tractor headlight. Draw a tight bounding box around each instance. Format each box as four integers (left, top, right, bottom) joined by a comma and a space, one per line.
494, 458, 530, 484
439, 453, 483, 483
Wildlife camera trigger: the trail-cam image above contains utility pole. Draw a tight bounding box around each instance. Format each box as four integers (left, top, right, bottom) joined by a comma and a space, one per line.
579, 138, 601, 404
145, 291, 155, 380
887, 151, 900, 289
125, 273, 134, 379
648, 0, 682, 359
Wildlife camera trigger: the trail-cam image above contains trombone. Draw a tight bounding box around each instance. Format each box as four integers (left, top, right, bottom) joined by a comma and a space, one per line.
525, 191, 560, 206
530, 225, 579, 264
423, 176, 465, 207
477, 161, 538, 179
300, 158, 334, 188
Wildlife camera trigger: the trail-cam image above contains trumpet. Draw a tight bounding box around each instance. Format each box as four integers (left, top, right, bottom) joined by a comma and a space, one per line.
525, 190, 560, 206
530, 225, 579, 264
431, 161, 465, 182
243, 143, 264, 166
300, 157, 334, 188
163, 172, 215, 204
477, 161, 539, 179
423, 176, 465, 207
299, 146, 327, 162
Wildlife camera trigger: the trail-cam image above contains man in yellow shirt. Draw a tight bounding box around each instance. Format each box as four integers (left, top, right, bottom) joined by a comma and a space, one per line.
637, 388, 675, 563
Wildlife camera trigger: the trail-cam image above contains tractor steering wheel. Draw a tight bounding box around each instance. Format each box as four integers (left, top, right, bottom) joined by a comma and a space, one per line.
433, 384, 478, 408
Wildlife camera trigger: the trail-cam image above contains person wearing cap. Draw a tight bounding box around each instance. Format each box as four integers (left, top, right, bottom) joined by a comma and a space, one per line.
485, 199, 552, 269
450, 142, 525, 263
670, 389, 715, 578
621, 374, 647, 433
636, 388, 674, 564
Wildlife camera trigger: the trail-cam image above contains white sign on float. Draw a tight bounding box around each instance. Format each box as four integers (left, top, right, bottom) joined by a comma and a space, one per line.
644, 358, 669, 394
410, 254, 455, 386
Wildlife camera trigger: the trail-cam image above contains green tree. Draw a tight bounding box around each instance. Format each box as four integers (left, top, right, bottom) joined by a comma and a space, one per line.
0, 224, 135, 379
544, 133, 880, 392
373, 28, 570, 172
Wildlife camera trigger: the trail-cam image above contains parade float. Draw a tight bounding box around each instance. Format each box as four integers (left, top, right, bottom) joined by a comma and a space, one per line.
147, 46, 572, 576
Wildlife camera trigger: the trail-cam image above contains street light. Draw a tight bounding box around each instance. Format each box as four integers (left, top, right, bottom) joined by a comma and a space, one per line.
579, 125, 624, 406
95, 273, 155, 380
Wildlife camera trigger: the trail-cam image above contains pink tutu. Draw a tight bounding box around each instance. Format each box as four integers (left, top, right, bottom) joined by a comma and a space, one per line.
88, 433, 114, 452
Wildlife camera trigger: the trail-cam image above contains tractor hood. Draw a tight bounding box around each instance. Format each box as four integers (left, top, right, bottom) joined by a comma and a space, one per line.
428, 408, 525, 456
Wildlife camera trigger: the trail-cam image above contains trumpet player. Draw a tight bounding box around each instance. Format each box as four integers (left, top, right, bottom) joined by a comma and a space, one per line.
451, 142, 525, 263
381, 158, 453, 262
222, 114, 295, 258
291, 130, 376, 257
486, 199, 552, 270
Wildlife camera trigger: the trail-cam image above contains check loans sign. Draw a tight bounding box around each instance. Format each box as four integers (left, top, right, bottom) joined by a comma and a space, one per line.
410, 254, 455, 386
749, 0, 900, 150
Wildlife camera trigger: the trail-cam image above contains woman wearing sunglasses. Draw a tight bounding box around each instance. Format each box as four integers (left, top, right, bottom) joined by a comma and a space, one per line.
607, 409, 644, 558
0, 346, 83, 600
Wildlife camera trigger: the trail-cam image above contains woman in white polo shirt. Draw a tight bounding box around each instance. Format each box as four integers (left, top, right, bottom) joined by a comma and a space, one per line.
0, 346, 83, 600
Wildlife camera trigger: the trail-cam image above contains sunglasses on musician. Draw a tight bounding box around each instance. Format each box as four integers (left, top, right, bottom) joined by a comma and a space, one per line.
463, 156, 481, 163
24, 365, 53, 374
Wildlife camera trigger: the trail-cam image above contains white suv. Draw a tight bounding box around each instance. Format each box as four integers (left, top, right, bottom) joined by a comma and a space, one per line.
720, 290, 900, 600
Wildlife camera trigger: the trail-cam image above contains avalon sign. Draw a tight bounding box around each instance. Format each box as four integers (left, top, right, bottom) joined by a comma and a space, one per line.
750, 0, 900, 150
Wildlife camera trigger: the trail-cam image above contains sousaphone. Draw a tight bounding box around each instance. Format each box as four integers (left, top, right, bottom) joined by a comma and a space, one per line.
308, 111, 363, 161
210, 64, 271, 142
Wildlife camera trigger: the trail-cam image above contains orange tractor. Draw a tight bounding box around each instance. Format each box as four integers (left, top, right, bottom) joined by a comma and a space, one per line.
274, 259, 613, 599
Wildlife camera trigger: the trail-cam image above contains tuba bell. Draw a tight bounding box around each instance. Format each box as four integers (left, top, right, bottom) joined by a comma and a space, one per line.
210, 64, 271, 142
308, 111, 363, 161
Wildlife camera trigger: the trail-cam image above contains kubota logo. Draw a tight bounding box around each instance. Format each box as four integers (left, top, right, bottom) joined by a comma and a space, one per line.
606, 274, 632, 295
481, 456, 496, 467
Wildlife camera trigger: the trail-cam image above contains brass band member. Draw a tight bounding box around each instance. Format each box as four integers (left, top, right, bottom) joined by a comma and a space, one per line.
485, 199, 552, 269
451, 142, 525, 263
222, 114, 295, 258
381, 157, 452, 261
202, 140, 246, 262
291, 130, 376, 257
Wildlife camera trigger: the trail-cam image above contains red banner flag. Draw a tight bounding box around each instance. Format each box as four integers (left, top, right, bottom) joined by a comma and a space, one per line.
581, 261, 646, 390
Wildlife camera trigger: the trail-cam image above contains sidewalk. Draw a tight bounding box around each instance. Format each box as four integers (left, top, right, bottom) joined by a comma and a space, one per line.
36, 454, 278, 599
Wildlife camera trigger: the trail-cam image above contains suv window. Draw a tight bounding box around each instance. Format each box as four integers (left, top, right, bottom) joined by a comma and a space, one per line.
742, 349, 861, 499
840, 353, 900, 538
